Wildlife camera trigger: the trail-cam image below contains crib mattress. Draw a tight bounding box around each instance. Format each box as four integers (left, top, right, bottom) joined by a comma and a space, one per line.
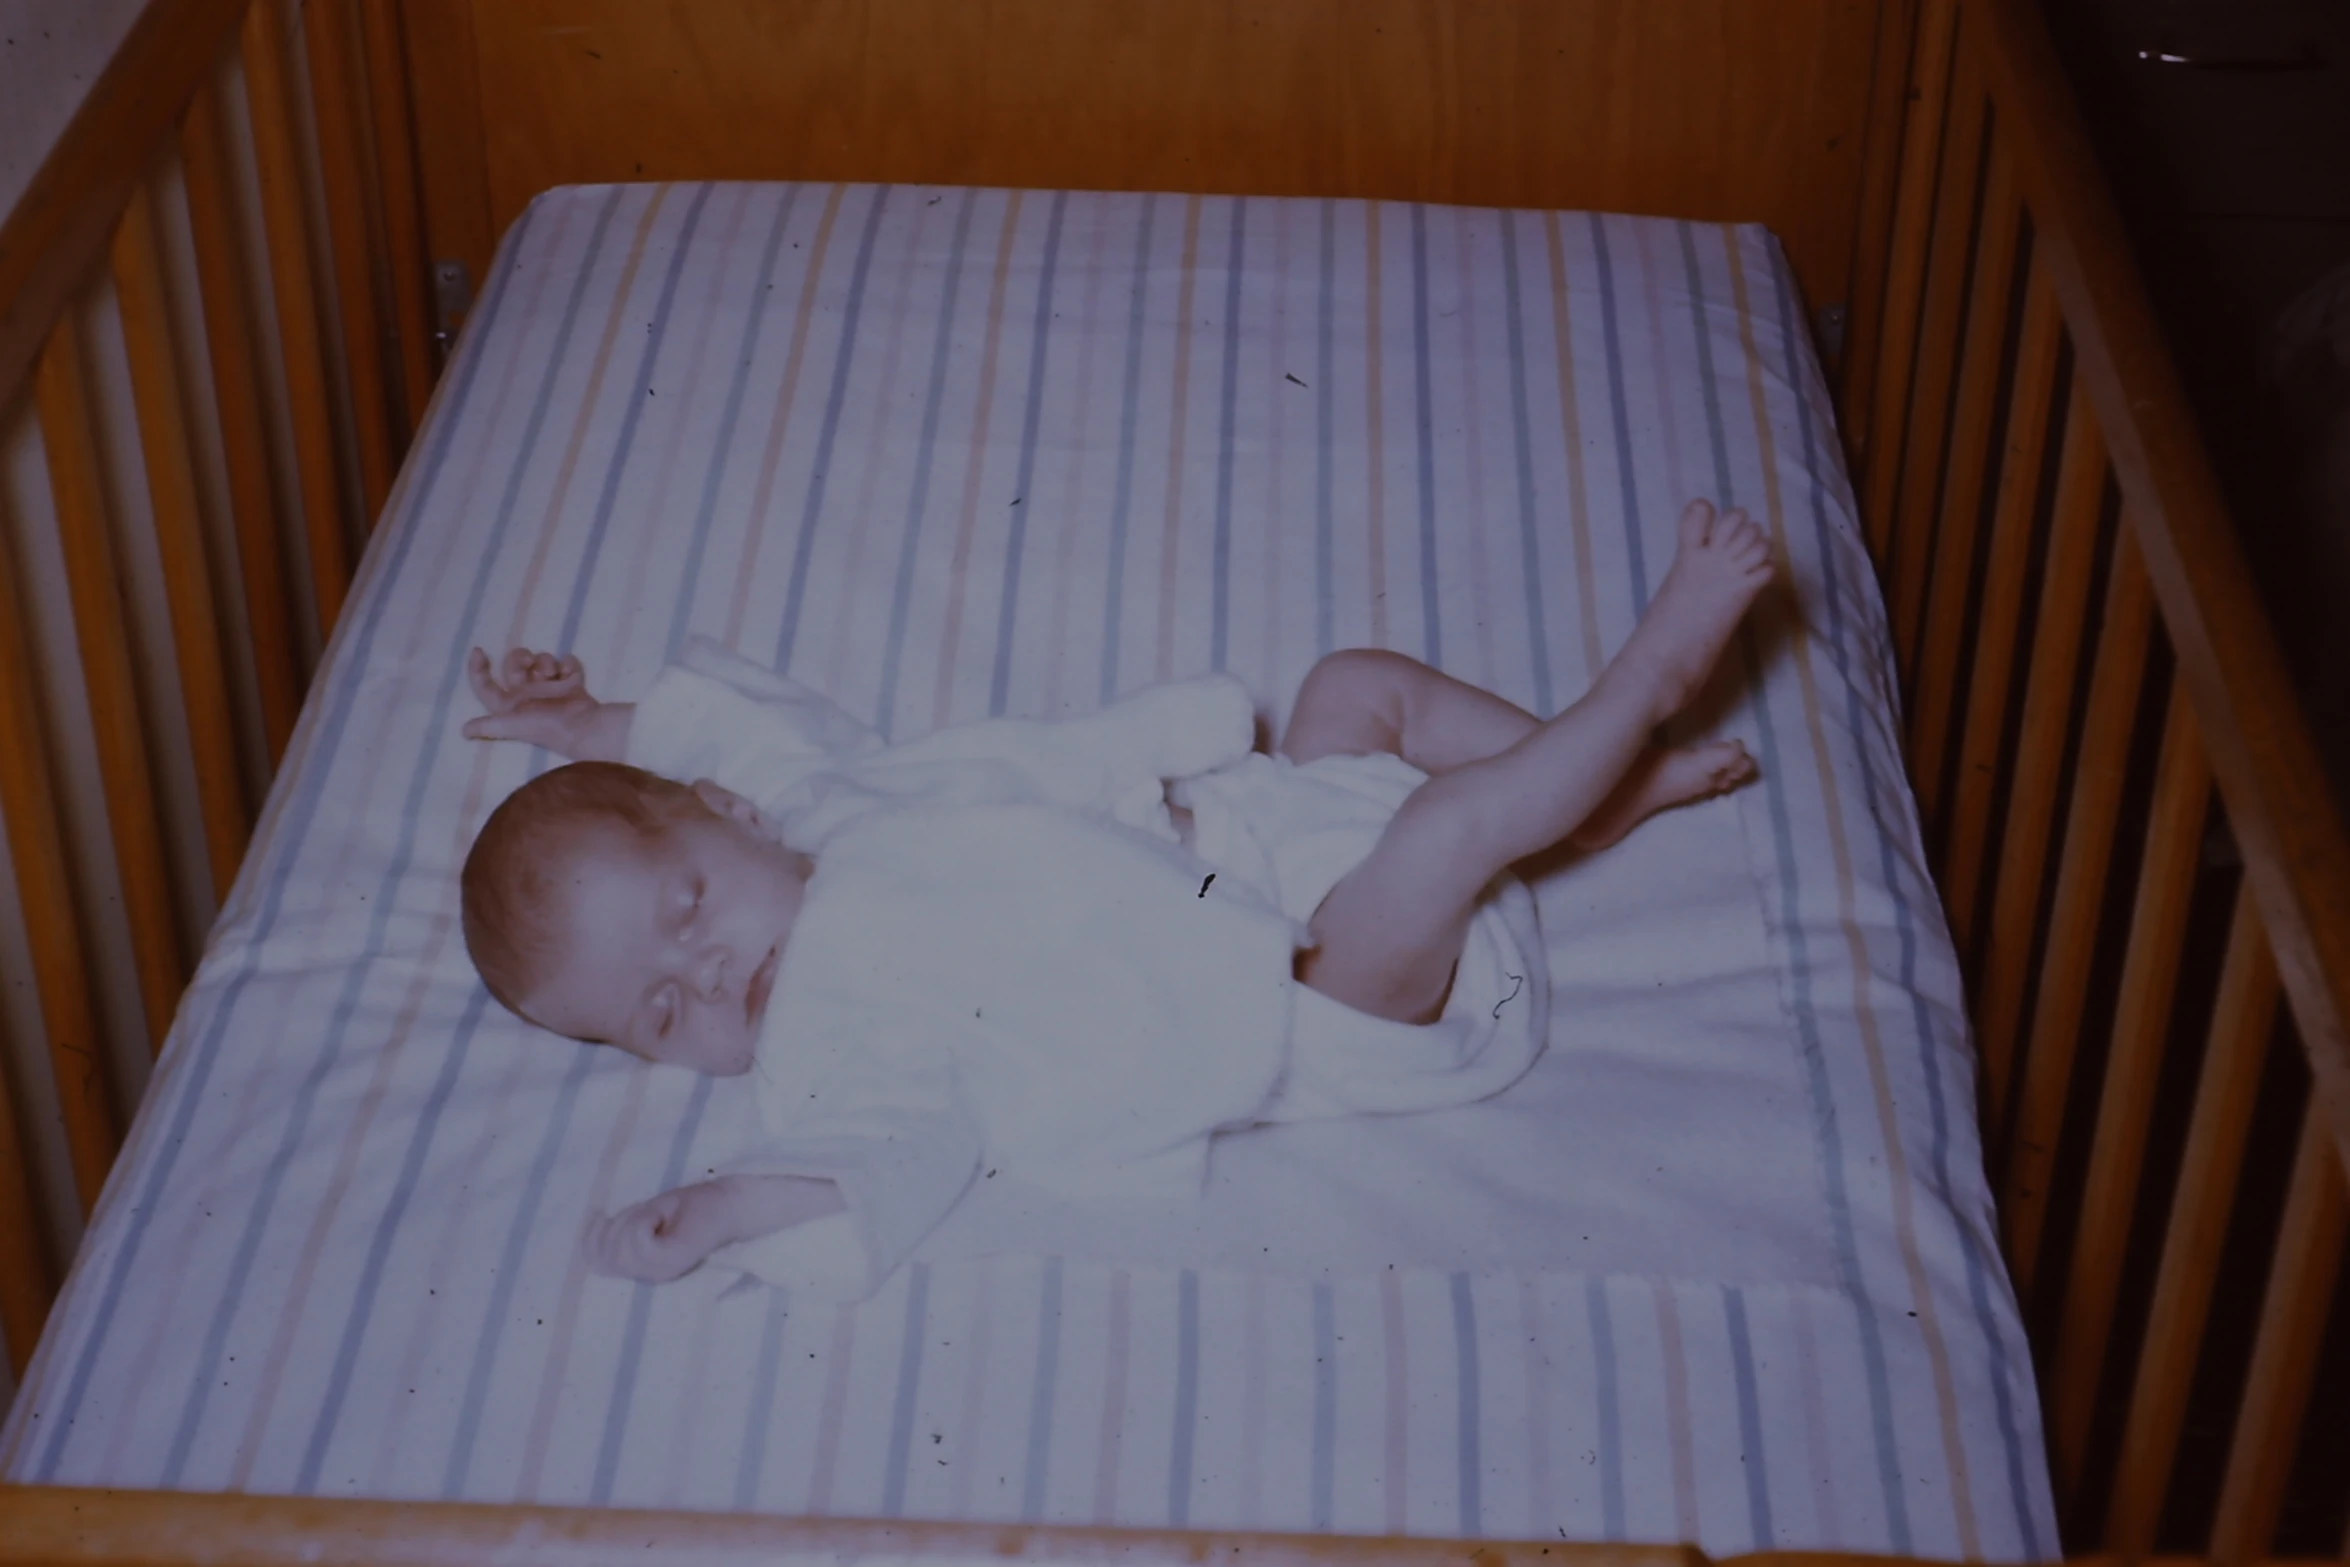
2, 183, 2054, 1558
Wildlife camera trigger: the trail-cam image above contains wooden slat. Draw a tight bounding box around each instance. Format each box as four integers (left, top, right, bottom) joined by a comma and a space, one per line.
0, 986, 55, 1377
2208, 1095, 2347, 1563
36, 316, 188, 1056
0, 0, 250, 412
240, 0, 355, 638
1978, 0, 2350, 1179
1941, 263, 2069, 960
357, 0, 437, 432
111, 179, 251, 897
2048, 678, 2215, 1504
1829, 0, 1926, 437
0, 431, 122, 1218
1973, 379, 2106, 1130
2105, 891, 2281, 1555
1908, 139, 2026, 828
1879, 36, 1992, 676
1860, 0, 1961, 555
180, 77, 304, 763
1885, 35, 1992, 673
303, 0, 397, 520
0, 534, 95, 1349
1999, 524, 2152, 1272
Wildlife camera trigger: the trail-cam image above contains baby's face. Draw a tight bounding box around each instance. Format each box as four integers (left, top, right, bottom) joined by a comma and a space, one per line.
519, 783, 808, 1074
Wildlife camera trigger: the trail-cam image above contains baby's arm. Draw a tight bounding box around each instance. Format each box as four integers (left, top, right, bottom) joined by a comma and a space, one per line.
463, 647, 635, 762
584, 1173, 845, 1283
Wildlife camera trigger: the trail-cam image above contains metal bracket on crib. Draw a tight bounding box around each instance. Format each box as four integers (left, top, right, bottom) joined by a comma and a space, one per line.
430, 258, 474, 363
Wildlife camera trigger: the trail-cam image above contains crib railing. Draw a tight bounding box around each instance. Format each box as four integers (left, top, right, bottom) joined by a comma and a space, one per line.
0, 0, 428, 1372
0, 0, 2347, 1559
1844, 0, 2350, 1553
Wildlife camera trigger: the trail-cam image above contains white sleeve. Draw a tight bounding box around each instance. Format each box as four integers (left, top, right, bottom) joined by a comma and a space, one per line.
626, 664, 875, 824
836, 674, 1260, 825
706, 1032, 985, 1303
707, 1097, 984, 1303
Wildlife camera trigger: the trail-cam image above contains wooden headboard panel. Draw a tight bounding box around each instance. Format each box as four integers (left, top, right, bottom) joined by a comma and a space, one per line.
401, 0, 1904, 340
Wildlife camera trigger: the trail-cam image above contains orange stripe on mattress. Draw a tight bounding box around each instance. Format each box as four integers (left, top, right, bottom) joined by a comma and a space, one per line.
1792, 1288, 1847, 1547
931, 190, 1027, 728
1380, 1267, 1408, 1533
947, 1254, 997, 1515
1093, 1267, 1133, 1523
1452, 209, 1500, 694
88, 976, 296, 1479
1239, 1268, 1268, 1527
1517, 1275, 1554, 1532
515, 1068, 656, 1497
822, 192, 941, 699
1042, 201, 1115, 717
1721, 227, 1984, 1557
611, 186, 754, 659
1259, 200, 1294, 690
657, 1286, 728, 1507
1654, 1283, 1702, 1542
725, 183, 851, 652
804, 1303, 859, 1512
225, 189, 675, 1490
1542, 211, 1604, 686
1636, 222, 1693, 518
615, 186, 752, 657
1154, 196, 1205, 685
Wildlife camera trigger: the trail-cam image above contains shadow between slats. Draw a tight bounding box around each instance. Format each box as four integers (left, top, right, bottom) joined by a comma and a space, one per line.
1861, 0, 1962, 559
1886, 48, 1996, 679
1908, 156, 2030, 830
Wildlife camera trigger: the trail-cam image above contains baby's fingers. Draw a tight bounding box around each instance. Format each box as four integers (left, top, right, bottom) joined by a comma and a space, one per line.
461, 712, 530, 743
466, 646, 509, 709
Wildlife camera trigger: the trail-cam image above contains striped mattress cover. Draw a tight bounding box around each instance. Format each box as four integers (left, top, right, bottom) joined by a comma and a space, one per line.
2, 183, 2055, 1559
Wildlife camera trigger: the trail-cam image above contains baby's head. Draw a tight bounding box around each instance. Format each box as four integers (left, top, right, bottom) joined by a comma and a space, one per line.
461, 761, 810, 1075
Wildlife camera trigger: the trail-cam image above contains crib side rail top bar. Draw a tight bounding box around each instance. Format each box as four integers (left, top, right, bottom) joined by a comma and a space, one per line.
0, 0, 248, 411
9, 1487, 2319, 1567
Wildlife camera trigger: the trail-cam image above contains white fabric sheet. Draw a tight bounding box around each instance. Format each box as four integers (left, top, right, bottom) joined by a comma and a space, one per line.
2, 183, 2054, 1559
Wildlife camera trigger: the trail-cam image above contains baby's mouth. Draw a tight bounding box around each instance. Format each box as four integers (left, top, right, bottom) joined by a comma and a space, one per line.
744, 943, 781, 1027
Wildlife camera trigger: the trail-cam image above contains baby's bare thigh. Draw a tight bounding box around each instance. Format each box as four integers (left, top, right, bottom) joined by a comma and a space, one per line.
1279, 650, 1410, 764
1295, 781, 1492, 1025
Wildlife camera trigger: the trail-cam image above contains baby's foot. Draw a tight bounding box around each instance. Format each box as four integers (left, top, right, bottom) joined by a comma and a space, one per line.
1567, 739, 1759, 851
1610, 500, 1774, 721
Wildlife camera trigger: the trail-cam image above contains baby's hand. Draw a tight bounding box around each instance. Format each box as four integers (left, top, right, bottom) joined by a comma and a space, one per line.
584, 1181, 739, 1283
464, 647, 630, 761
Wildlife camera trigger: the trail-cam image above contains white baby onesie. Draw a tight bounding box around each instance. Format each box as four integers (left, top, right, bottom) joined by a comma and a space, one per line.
625, 640, 1547, 1301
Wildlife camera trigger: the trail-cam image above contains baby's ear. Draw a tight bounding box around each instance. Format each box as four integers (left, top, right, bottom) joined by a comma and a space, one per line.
689, 778, 775, 838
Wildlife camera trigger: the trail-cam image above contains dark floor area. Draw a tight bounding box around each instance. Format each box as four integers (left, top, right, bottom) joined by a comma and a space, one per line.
2038, 0, 2350, 804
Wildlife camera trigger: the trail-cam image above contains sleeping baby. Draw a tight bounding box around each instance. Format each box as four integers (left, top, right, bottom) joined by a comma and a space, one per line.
458, 498, 1774, 1301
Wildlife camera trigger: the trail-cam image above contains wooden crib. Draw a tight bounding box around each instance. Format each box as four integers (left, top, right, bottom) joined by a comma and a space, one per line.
0, 0, 2344, 1561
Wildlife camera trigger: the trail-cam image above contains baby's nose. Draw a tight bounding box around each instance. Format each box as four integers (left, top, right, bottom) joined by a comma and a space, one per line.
690, 944, 730, 1000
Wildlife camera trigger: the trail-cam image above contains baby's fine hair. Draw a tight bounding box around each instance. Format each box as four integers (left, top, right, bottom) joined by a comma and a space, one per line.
460, 760, 704, 1019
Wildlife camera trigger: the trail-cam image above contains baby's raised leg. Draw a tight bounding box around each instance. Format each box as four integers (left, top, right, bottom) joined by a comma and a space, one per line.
1296, 500, 1771, 1023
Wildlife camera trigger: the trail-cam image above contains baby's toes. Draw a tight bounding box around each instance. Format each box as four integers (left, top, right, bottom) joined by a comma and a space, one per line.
1678, 498, 1717, 551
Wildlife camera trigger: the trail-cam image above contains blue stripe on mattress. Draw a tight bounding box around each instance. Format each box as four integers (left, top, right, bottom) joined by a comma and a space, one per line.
3, 185, 2052, 1557
1673, 216, 1913, 1550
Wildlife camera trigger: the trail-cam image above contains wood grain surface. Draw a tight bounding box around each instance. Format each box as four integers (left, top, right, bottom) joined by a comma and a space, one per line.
414, 0, 1886, 316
